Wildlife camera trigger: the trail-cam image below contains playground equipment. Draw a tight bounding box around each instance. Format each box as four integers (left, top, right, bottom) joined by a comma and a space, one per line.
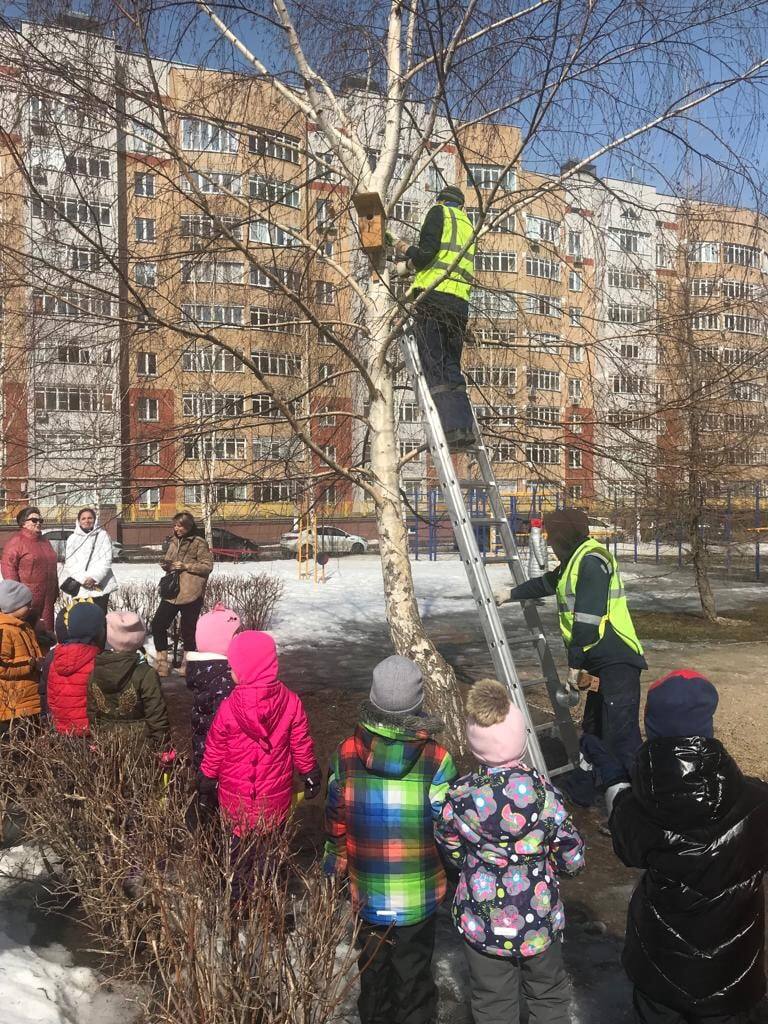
295, 506, 320, 583
401, 325, 578, 780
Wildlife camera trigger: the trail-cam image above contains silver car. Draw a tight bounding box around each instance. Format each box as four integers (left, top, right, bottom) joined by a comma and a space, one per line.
43, 528, 123, 562
280, 525, 368, 556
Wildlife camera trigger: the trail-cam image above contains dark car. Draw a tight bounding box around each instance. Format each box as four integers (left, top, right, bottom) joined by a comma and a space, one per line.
210, 527, 259, 562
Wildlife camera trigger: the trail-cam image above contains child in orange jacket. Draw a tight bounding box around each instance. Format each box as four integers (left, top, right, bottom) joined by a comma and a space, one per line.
0, 580, 42, 732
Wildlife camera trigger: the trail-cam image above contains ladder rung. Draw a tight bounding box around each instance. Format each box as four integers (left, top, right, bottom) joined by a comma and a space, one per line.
469, 516, 506, 526
456, 479, 490, 488
549, 761, 577, 778
521, 677, 551, 690
506, 635, 543, 650
482, 555, 520, 565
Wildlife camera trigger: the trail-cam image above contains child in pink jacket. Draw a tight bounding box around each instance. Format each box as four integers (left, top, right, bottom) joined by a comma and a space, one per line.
199, 630, 321, 831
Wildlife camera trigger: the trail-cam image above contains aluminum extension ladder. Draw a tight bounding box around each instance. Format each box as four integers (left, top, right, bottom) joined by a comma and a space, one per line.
401, 327, 579, 779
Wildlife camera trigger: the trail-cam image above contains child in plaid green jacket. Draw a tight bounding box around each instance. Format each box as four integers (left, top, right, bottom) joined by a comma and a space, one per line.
323, 655, 457, 1024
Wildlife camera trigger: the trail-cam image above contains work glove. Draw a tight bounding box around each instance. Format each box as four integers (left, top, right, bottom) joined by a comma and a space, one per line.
579, 734, 628, 790
493, 585, 513, 607
393, 237, 410, 258
395, 259, 412, 278
303, 767, 323, 801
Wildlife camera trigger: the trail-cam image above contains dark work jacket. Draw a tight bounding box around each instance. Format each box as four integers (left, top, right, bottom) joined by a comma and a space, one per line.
510, 547, 646, 674
611, 737, 768, 1015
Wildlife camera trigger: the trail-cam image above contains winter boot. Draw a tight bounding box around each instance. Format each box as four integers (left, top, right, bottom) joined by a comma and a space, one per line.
156, 650, 170, 678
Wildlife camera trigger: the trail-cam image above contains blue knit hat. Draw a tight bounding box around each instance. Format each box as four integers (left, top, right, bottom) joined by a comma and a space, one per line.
65, 601, 106, 646
645, 669, 719, 740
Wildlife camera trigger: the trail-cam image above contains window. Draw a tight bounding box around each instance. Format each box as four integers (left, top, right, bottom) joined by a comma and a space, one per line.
248, 220, 297, 247
129, 120, 161, 154
181, 304, 243, 327
319, 406, 336, 427
320, 444, 337, 463
466, 208, 515, 233
466, 366, 517, 388
318, 363, 337, 387
56, 345, 91, 365
723, 280, 756, 299
569, 414, 584, 434
690, 241, 719, 263
313, 151, 337, 182
568, 378, 582, 401
568, 271, 583, 292
32, 194, 111, 226
690, 278, 716, 297
254, 481, 293, 502
607, 410, 653, 430
490, 443, 516, 461
135, 218, 155, 242
252, 437, 298, 461
525, 215, 559, 243
32, 289, 112, 318
181, 170, 241, 195
567, 229, 582, 258
472, 327, 516, 346
137, 352, 157, 377
315, 281, 335, 305
137, 397, 159, 421
249, 265, 300, 290
607, 268, 649, 290
183, 347, 243, 372
731, 382, 762, 401
525, 443, 560, 465
182, 261, 244, 285
568, 485, 583, 500
134, 262, 157, 287
69, 246, 100, 271
526, 405, 560, 427
723, 243, 760, 267
692, 313, 720, 331
180, 214, 242, 241
526, 369, 560, 392
185, 436, 247, 461
251, 351, 302, 376
473, 288, 518, 318
618, 341, 641, 360
134, 172, 155, 197
525, 293, 561, 318
476, 405, 516, 426
569, 344, 584, 363
64, 153, 110, 178
182, 393, 245, 417
608, 304, 649, 324
138, 441, 160, 465
399, 402, 420, 423
248, 128, 300, 164
392, 200, 418, 224
568, 448, 583, 468
316, 198, 331, 230
609, 228, 643, 254
525, 255, 560, 281
399, 440, 423, 459
249, 175, 300, 209
466, 164, 515, 190
527, 332, 561, 354
181, 117, 238, 153
611, 374, 645, 394
655, 243, 672, 268
250, 307, 299, 333
724, 314, 761, 335
569, 308, 582, 327
138, 487, 161, 508
475, 251, 517, 273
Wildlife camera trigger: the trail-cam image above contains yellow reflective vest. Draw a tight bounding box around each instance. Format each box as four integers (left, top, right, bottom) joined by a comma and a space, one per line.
411, 204, 475, 302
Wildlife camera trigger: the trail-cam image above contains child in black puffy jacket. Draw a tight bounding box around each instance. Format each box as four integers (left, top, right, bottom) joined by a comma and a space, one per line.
184, 604, 240, 770
588, 669, 768, 1024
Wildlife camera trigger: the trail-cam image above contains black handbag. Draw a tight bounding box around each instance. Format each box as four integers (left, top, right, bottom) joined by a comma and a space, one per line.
61, 531, 98, 597
158, 569, 181, 600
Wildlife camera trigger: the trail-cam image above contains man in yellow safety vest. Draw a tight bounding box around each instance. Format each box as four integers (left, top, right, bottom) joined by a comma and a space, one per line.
393, 185, 476, 452
496, 509, 647, 775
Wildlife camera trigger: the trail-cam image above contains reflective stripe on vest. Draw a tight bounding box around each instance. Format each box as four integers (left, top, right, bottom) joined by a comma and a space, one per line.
555, 538, 643, 655
411, 205, 475, 301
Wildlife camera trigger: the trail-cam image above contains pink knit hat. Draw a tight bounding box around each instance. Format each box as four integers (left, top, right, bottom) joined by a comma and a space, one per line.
465, 679, 528, 768
106, 611, 146, 652
195, 603, 241, 656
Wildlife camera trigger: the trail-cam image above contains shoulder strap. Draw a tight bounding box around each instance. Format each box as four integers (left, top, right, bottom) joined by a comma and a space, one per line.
84, 531, 99, 572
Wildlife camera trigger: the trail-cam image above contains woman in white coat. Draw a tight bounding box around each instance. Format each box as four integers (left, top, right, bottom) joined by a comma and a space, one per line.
61, 508, 117, 612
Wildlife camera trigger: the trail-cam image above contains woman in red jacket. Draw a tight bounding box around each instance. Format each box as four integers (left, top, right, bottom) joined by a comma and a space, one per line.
47, 602, 106, 735
1, 508, 59, 633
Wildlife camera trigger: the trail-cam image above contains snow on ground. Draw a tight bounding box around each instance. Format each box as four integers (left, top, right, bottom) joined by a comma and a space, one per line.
0, 847, 138, 1024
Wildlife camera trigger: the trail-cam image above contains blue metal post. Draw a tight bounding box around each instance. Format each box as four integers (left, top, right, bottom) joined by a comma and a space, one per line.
755, 483, 761, 580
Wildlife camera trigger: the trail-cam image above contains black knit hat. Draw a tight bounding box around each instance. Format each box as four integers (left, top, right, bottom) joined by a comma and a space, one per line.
437, 185, 465, 207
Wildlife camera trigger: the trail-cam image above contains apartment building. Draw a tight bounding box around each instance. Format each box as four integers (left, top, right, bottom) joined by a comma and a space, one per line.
2, 18, 766, 530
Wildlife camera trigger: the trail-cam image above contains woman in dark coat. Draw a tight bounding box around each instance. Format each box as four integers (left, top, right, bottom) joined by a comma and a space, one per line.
1, 507, 58, 632
608, 669, 768, 1024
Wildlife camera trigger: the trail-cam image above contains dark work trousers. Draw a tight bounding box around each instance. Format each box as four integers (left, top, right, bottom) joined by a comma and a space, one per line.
357, 915, 437, 1024
151, 597, 203, 654
463, 936, 571, 1024
411, 305, 474, 435
583, 663, 642, 776
633, 989, 751, 1024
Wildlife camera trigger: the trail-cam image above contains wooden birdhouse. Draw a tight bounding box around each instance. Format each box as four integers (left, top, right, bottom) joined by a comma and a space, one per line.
352, 191, 386, 256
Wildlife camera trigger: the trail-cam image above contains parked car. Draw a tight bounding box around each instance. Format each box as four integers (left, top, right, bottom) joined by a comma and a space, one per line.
280, 525, 368, 557
587, 517, 625, 544
43, 528, 124, 562
209, 527, 260, 562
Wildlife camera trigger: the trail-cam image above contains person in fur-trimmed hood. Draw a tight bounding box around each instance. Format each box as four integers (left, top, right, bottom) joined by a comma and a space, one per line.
436, 679, 584, 1024
323, 654, 457, 1024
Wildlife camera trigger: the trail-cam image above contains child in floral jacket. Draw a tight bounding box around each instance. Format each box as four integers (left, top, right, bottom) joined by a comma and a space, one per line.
435, 679, 585, 1024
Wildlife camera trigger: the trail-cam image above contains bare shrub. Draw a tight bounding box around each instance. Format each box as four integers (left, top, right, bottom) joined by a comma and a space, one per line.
0, 728, 357, 1022
115, 572, 284, 633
